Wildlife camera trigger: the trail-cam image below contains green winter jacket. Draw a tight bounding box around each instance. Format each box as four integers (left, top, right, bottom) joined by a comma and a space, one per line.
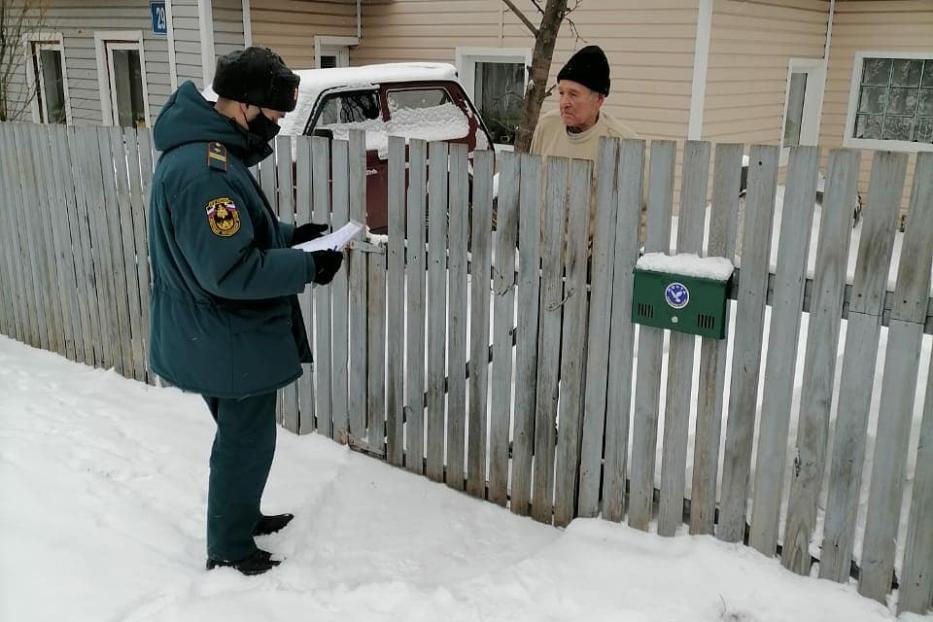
148, 81, 314, 398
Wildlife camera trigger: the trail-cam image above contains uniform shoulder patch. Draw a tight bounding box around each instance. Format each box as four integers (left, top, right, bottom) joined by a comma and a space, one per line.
206, 197, 240, 237
207, 141, 228, 172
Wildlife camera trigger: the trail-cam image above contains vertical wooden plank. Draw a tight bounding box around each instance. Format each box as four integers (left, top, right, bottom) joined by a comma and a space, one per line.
690, 143, 743, 535
275, 136, 299, 432
717, 144, 780, 543
858, 153, 933, 603
578, 137, 620, 518
366, 250, 387, 453
295, 136, 315, 434
19, 125, 53, 352
601, 139, 646, 522
348, 131, 368, 442
658, 140, 711, 537
110, 127, 146, 381
446, 144, 469, 492
330, 139, 350, 442
628, 140, 676, 531
10, 124, 42, 348
123, 129, 153, 380
257, 155, 283, 424
311, 137, 333, 438
467, 150, 495, 498
899, 352, 933, 615
531, 156, 569, 524
553, 158, 594, 527
138, 129, 156, 381
488, 152, 520, 506
747, 146, 820, 554
385, 136, 406, 466
805, 152, 906, 578
404, 139, 428, 473
0, 126, 27, 343
425, 141, 449, 483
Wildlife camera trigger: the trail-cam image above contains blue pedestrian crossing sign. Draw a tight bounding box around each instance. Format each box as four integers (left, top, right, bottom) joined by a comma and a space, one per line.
151, 1, 167, 35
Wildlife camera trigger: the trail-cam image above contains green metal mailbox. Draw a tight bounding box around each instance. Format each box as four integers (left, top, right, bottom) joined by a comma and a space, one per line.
631, 253, 733, 340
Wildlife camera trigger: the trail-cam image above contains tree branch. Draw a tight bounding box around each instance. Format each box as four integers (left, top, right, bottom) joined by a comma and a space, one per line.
501, 0, 539, 37
530, 0, 545, 14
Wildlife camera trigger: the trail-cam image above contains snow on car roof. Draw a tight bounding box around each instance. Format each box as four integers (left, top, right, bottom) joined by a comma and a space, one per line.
200, 62, 460, 136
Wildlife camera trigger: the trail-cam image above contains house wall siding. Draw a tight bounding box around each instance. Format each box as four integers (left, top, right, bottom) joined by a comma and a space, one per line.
250, 0, 357, 69
212, 0, 245, 61
172, 0, 205, 87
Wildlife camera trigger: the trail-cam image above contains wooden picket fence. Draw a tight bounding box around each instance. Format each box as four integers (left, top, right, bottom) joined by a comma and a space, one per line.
0, 122, 931, 615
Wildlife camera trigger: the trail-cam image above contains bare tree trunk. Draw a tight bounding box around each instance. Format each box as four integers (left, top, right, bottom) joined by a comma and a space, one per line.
510, 0, 569, 153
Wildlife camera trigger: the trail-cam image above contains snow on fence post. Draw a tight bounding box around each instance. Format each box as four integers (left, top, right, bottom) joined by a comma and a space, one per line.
690, 142, 742, 535
717, 144, 779, 543
331, 139, 351, 443
658, 140, 710, 537
295, 136, 314, 434
811, 151, 907, 580
747, 145, 820, 556
858, 152, 933, 603
628, 140, 676, 532
489, 151, 521, 508
386, 135, 407, 466
578, 137, 621, 519
446, 143, 469, 492
601, 138, 646, 523
425, 140, 449, 483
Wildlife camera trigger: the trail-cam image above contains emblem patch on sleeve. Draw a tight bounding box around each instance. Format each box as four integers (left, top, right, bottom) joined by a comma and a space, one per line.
206, 197, 241, 237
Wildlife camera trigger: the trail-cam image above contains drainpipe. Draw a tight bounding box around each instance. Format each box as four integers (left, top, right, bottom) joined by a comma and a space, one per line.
813, 0, 835, 141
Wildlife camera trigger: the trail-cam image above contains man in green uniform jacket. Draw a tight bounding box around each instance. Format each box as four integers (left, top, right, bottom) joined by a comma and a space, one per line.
148, 47, 343, 575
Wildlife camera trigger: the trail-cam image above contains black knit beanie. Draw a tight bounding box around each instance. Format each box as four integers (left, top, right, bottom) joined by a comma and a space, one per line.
557, 45, 610, 96
212, 47, 300, 112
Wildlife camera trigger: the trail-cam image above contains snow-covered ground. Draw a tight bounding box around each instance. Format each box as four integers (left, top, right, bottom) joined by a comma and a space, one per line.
1, 335, 926, 622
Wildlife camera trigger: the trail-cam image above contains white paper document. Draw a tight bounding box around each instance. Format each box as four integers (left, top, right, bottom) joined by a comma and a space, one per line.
292, 220, 365, 253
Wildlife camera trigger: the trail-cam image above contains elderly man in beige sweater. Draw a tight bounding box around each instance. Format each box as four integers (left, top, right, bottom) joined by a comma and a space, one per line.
530, 45, 643, 249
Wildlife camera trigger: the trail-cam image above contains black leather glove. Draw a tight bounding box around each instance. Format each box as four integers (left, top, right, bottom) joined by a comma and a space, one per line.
310, 250, 344, 285
292, 222, 329, 245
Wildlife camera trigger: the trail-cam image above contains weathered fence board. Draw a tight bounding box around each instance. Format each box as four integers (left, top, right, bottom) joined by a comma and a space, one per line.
294, 138, 315, 434
446, 144, 469, 492
748, 146, 820, 555
858, 152, 933, 603
425, 141, 449, 482
489, 152, 520, 507
330, 139, 350, 442
386, 136, 406, 466
717, 144, 779, 542
311, 137, 333, 438
348, 131, 368, 442
367, 250, 387, 453
124, 129, 152, 380
578, 137, 621, 518
467, 150, 495, 499
690, 143, 742, 535
658, 140, 710, 537
628, 140, 676, 531
275, 136, 299, 432
404, 139, 428, 474
601, 139, 646, 523
816, 151, 907, 580
45, 125, 78, 362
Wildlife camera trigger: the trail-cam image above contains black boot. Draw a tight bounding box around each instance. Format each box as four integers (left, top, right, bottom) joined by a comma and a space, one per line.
253, 513, 294, 536
206, 549, 280, 575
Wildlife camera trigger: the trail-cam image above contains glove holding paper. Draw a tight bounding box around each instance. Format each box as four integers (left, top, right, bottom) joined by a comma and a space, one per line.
292, 221, 365, 253
310, 250, 343, 285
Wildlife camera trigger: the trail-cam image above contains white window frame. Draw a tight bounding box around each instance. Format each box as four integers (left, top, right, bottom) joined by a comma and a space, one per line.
314, 35, 358, 69
455, 47, 531, 149
780, 58, 825, 164
94, 31, 152, 128
843, 50, 933, 153
22, 32, 73, 125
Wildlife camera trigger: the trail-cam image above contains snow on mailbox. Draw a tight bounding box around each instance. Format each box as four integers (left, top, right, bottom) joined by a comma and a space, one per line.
632, 253, 734, 339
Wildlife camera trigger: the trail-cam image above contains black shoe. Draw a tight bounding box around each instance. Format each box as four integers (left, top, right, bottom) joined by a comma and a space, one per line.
253, 513, 294, 536
206, 549, 280, 576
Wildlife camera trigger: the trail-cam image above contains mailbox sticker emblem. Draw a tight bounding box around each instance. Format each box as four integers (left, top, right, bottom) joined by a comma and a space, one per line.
665, 282, 690, 309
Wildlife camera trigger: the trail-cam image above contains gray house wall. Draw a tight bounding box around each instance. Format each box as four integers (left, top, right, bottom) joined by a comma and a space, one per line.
171, 0, 206, 87
212, 0, 245, 61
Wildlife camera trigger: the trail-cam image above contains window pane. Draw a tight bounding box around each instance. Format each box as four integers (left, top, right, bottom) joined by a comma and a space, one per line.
882, 116, 912, 141
320, 55, 337, 69
387, 88, 451, 111
39, 49, 66, 124
891, 59, 923, 87
915, 117, 933, 143
918, 88, 933, 116
318, 91, 380, 126
887, 87, 918, 115
111, 48, 146, 128
858, 86, 887, 114
861, 58, 892, 85
922, 60, 933, 87
855, 114, 883, 139
783, 72, 807, 147
475, 61, 524, 145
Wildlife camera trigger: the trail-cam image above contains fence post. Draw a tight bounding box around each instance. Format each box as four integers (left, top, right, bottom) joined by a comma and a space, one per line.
446, 144, 469, 492
404, 139, 428, 473
386, 135, 406, 466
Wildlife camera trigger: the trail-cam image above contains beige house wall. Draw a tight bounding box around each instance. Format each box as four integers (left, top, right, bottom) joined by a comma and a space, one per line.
821, 0, 933, 215
702, 0, 829, 144
250, 0, 357, 69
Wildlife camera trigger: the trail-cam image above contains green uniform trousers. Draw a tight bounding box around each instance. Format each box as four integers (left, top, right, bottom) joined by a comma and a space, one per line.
203, 392, 277, 561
